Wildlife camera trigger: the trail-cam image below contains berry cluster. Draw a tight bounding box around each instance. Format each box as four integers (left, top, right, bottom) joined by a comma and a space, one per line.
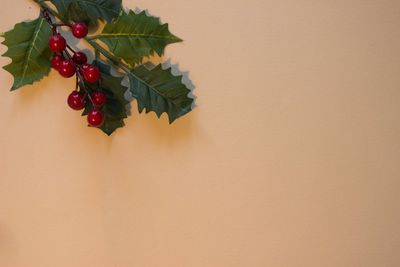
44, 10, 106, 127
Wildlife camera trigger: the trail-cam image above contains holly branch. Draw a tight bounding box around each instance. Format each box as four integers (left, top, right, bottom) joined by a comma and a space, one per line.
1, 0, 194, 135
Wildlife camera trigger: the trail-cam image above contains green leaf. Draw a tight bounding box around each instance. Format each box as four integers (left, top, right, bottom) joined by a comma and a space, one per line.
2, 16, 52, 90
82, 60, 130, 135
128, 65, 193, 123
92, 10, 182, 66
49, 0, 122, 26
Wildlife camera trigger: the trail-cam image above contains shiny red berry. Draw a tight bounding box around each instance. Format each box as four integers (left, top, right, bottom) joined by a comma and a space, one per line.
67, 91, 86, 110
92, 91, 106, 106
48, 34, 66, 52
72, 52, 87, 65
81, 63, 90, 70
83, 66, 101, 83
72, 23, 88, 38
51, 54, 64, 70
79, 63, 90, 74
58, 60, 76, 78
87, 109, 104, 127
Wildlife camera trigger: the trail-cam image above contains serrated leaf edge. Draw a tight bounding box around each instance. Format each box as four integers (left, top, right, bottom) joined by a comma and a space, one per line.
128, 65, 193, 123
2, 17, 51, 91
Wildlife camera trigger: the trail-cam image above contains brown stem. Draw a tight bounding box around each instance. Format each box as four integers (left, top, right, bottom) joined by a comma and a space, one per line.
66, 44, 76, 54
35, 0, 141, 96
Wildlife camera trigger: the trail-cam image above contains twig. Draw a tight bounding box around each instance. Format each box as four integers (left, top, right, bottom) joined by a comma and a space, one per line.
34, 0, 148, 94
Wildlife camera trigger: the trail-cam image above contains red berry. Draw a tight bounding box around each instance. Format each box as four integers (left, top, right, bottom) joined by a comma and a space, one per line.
72, 23, 88, 38
81, 63, 90, 70
79, 63, 90, 74
48, 34, 66, 52
87, 109, 104, 127
67, 91, 86, 110
83, 66, 101, 83
51, 54, 64, 70
72, 52, 87, 65
58, 60, 76, 78
92, 91, 106, 106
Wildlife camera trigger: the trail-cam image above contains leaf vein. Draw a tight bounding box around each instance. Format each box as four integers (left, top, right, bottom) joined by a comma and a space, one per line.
19, 18, 46, 87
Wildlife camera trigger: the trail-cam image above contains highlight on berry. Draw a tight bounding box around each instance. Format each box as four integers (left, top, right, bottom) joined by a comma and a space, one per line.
1, 0, 195, 135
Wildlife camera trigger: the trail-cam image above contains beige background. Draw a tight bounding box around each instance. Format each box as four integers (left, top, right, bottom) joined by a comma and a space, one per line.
1, 0, 400, 266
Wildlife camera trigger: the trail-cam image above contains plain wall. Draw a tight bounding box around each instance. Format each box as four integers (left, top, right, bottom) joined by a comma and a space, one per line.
1, 0, 400, 266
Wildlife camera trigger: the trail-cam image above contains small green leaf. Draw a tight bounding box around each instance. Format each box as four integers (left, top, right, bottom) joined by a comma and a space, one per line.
49, 0, 122, 26
128, 65, 193, 123
83, 60, 130, 135
2, 16, 52, 90
92, 10, 182, 66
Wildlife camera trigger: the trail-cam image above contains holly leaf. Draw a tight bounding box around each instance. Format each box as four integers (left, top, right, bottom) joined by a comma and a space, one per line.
82, 60, 130, 135
92, 10, 182, 66
49, 0, 122, 26
2, 16, 52, 90
128, 65, 193, 123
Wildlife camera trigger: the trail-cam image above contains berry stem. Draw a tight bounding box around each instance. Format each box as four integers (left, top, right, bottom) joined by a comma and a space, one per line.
59, 38, 94, 105
41, 8, 58, 34
75, 72, 95, 105
34, 1, 144, 96
75, 74, 79, 90
66, 44, 76, 54
62, 46, 72, 60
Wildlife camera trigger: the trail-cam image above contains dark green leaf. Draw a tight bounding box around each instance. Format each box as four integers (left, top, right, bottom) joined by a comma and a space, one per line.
2, 16, 52, 90
92, 10, 182, 66
49, 0, 122, 26
82, 60, 130, 135
128, 65, 193, 123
